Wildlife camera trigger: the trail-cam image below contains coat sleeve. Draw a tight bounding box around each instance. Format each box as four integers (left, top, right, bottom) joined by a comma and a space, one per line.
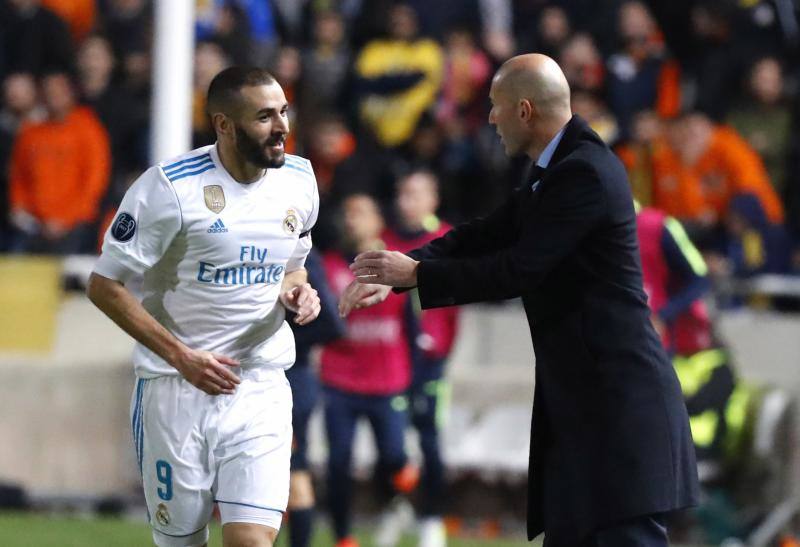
408, 188, 524, 262
416, 163, 607, 308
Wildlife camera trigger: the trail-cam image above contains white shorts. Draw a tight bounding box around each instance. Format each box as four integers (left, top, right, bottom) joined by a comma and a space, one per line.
130, 367, 292, 547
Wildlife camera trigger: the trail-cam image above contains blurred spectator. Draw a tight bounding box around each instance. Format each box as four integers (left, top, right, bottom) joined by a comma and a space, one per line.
727, 57, 791, 197
478, 0, 514, 62
204, 1, 254, 66
650, 112, 784, 234
616, 109, 665, 207
558, 33, 604, 95
271, 45, 302, 154
98, 0, 149, 61
285, 249, 347, 547
320, 193, 417, 547
571, 90, 619, 145
534, 5, 572, 59
636, 205, 712, 355
354, 3, 443, 148
382, 170, 459, 547
77, 34, 148, 190
0, 73, 44, 250
635, 205, 752, 467
306, 116, 356, 197
606, 1, 681, 140
192, 42, 231, 148
1, 0, 75, 78
688, 1, 740, 121
436, 28, 492, 137
40, 0, 95, 44
299, 10, 352, 132
8, 71, 110, 254
719, 193, 793, 279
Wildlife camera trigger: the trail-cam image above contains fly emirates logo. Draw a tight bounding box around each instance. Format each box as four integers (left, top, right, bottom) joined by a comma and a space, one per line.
197, 245, 284, 286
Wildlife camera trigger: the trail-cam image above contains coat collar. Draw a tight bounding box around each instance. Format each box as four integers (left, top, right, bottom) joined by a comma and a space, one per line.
547, 114, 590, 169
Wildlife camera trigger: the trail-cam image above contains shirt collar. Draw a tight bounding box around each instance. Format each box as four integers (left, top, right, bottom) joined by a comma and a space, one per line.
535, 125, 567, 170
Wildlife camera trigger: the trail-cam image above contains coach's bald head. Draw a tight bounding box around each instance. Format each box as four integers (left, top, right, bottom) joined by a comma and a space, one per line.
488, 54, 572, 159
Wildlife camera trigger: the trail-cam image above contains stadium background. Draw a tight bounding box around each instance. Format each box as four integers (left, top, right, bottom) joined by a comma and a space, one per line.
1, 0, 800, 545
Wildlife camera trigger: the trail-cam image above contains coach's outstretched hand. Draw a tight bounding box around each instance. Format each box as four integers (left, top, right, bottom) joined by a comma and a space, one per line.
174, 349, 241, 396
350, 250, 419, 287
280, 282, 321, 325
338, 281, 392, 317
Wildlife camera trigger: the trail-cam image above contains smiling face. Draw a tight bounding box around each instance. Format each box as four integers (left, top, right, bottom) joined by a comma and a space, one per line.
229, 82, 289, 169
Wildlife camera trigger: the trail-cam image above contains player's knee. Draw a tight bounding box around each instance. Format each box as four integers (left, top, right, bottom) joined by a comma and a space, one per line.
289, 470, 315, 509
222, 522, 278, 547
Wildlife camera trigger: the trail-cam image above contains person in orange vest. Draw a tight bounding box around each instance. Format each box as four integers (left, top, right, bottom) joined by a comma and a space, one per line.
9, 70, 110, 253
650, 111, 783, 242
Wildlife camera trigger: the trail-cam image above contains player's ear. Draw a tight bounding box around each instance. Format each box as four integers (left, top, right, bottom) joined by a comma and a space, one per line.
211, 112, 232, 137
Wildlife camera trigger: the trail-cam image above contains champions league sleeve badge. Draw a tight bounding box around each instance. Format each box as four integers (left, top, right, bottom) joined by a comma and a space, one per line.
204, 185, 226, 214
111, 212, 136, 242
283, 209, 299, 235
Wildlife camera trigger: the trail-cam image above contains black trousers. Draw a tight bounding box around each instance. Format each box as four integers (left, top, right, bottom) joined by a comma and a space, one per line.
545, 514, 669, 547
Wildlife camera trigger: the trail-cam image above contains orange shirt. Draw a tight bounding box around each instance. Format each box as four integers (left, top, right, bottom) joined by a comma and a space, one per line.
651, 126, 783, 224
10, 106, 111, 229
41, 0, 95, 43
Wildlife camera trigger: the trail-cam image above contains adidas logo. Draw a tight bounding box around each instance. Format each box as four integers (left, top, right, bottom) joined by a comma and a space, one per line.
207, 218, 229, 233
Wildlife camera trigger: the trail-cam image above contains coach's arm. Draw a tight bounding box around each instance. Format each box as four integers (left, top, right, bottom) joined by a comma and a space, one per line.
86, 272, 241, 395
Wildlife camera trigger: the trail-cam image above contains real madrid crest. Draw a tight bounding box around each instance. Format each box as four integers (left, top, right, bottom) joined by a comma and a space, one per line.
204, 185, 226, 214
283, 209, 299, 235
155, 503, 171, 526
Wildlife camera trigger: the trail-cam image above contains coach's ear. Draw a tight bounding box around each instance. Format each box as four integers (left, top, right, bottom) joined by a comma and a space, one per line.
210, 112, 233, 138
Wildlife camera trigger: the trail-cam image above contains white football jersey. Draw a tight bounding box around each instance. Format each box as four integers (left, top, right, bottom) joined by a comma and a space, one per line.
94, 144, 319, 378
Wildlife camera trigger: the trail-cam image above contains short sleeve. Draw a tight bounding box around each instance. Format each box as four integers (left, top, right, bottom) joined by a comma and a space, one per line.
285, 175, 319, 272
94, 166, 181, 280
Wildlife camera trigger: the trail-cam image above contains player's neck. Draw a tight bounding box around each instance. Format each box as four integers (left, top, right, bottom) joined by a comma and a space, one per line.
216, 142, 265, 184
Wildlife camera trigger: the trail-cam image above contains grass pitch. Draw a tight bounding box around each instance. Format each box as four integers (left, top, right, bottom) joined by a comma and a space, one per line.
0, 512, 538, 547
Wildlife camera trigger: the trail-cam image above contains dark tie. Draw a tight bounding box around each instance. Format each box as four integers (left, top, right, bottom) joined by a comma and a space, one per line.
529, 164, 545, 191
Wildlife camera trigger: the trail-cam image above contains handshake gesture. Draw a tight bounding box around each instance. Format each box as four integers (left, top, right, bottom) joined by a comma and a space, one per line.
338, 250, 419, 317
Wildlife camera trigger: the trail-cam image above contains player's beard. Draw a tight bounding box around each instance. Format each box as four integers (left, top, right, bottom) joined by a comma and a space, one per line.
234, 124, 286, 169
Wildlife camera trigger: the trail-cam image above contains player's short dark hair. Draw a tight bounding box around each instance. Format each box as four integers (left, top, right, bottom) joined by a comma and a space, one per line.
206, 66, 277, 117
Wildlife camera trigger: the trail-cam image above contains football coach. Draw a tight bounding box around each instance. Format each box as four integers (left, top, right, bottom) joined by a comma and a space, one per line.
339, 53, 698, 547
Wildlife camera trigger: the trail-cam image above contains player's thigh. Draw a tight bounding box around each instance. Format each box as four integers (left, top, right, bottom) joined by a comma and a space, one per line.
222, 521, 278, 547
215, 372, 292, 524
367, 394, 408, 466
136, 377, 215, 546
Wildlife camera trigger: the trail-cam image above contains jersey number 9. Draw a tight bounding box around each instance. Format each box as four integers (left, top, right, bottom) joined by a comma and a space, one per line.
156, 460, 173, 501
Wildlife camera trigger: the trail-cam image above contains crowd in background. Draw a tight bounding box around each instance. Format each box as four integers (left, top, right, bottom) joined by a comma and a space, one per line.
2, 0, 800, 307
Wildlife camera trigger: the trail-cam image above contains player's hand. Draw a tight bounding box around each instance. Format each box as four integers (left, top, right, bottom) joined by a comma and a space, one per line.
173, 348, 241, 395
338, 280, 391, 317
350, 250, 419, 287
280, 283, 320, 325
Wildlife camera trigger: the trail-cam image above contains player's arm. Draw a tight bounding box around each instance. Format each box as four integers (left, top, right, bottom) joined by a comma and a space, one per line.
280, 171, 321, 325
87, 273, 240, 394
